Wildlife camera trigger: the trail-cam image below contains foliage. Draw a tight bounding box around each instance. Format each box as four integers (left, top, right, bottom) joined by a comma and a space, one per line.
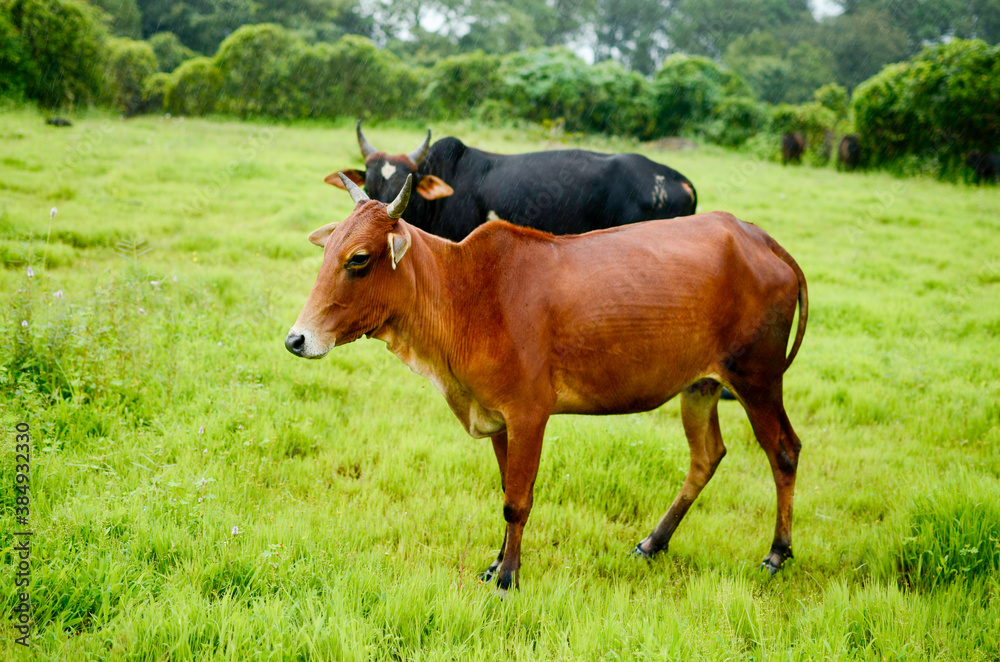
701, 96, 767, 147
421, 50, 501, 120
4, 0, 108, 108
105, 37, 157, 116
813, 82, 850, 119
89, 0, 141, 38
163, 56, 221, 116
141, 71, 170, 112
149, 31, 196, 73
214, 23, 302, 118
838, 0, 1000, 49
852, 39, 1000, 173
136, 0, 368, 55
668, 0, 814, 57
725, 33, 837, 105
495, 48, 656, 137
818, 9, 911, 90
0, 4, 29, 98
651, 54, 752, 136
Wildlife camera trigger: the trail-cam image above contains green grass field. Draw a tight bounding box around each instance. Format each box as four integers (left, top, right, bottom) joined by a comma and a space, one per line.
1, 105, 999, 660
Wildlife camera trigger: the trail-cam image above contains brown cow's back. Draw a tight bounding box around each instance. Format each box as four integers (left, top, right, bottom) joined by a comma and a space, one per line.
451, 213, 801, 416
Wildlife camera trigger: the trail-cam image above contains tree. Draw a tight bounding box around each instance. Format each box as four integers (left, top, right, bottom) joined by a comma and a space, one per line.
818, 9, 910, 89
89, 0, 141, 38
837, 0, 1000, 48
668, 0, 814, 57
592, 0, 672, 75
724, 32, 836, 104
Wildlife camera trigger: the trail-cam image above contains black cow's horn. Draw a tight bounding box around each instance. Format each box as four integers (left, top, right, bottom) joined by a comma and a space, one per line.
338, 172, 369, 205
356, 120, 376, 159
407, 130, 431, 166
386, 175, 412, 219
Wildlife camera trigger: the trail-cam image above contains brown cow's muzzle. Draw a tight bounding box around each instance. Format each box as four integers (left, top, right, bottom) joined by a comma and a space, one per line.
284, 328, 330, 359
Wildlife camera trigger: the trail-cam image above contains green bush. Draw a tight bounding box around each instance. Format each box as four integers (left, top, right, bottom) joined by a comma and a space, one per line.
163, 56, 222, 116
495, 48, 654, 137
853, 39, 1000, 173
0, 4, 29, 98
214, 23, 303, 118
309, 34, 422, 121
702, 96, 767, 147
142, 71, 170, 113
813, 82, 849, 120
149, 32, 196, 73
421, 50, 500, 120
651, 54, 753, 137
5, 0, 108, 108
105, 37, 157, 116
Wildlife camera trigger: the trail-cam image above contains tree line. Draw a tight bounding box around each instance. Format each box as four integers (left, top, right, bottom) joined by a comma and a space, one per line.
1, 0, 998, 177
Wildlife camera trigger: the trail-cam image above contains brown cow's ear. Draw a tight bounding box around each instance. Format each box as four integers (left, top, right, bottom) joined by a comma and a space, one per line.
387, 227, 411, 269
415, 174, 454, 200
308, 222, 340, 247
325, 169, 365, 189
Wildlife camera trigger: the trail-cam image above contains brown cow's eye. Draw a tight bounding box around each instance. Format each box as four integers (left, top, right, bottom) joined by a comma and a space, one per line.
347, 253, 370, 268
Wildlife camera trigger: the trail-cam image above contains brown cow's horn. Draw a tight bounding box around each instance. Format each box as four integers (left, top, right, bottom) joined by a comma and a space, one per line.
386, 175, 413, 219
338, 172, 369, 205
356, 120, 376, 159
407, 130, 431, 166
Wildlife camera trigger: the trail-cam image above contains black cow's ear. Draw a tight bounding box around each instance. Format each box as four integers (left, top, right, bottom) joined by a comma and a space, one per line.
325, 169, 366, 189
415, 175, 454, 200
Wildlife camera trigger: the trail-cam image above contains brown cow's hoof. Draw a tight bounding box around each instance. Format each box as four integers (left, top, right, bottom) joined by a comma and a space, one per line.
760, 547, 792, 575
479, 559, 501, 584
631, 542, 654, 560
760, 558, 782, 575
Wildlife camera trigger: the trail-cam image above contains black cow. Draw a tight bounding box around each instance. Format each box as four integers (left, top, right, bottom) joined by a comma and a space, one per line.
782, 132, 804, 165
838, 135, 861, 171
967, 151, 1000, 184
327, 122, 697, 242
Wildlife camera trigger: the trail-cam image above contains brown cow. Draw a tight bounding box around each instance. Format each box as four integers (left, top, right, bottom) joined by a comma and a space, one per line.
782, 132, 804, 165
286, 174, 808, 594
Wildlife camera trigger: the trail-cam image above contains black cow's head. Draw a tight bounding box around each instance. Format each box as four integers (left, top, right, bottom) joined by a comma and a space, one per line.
326, 121, 454, 211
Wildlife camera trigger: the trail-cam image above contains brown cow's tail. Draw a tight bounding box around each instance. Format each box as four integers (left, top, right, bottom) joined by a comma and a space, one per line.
766, 237, 808, 372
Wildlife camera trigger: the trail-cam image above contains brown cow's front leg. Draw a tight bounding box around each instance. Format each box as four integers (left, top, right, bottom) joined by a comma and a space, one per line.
494, 415, 548, 597
480, 432, 508, 584
635, 379, 725, 558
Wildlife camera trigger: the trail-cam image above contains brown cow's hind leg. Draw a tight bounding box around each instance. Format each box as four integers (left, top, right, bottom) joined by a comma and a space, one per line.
634, 379, 725, 558
739, 387, 801, 574
480, 432, 508, 584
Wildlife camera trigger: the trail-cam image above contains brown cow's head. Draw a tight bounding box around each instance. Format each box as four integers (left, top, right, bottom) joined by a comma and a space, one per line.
325, 121, 453, 213
285, 174, 415, 359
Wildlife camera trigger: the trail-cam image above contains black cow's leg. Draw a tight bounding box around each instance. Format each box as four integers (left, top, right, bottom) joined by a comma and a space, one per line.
494, 415, 548, 597
635, 379, 725, 558
480, 431, 508, 583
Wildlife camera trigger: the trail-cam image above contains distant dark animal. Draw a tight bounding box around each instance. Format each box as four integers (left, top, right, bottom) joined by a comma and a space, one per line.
782, 132, 804, 165
45, 117, 72, 127
286, 174, 808, 592
966, 151, 1000, 184
838, 135, 861, 171
326, 121, 697, 241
